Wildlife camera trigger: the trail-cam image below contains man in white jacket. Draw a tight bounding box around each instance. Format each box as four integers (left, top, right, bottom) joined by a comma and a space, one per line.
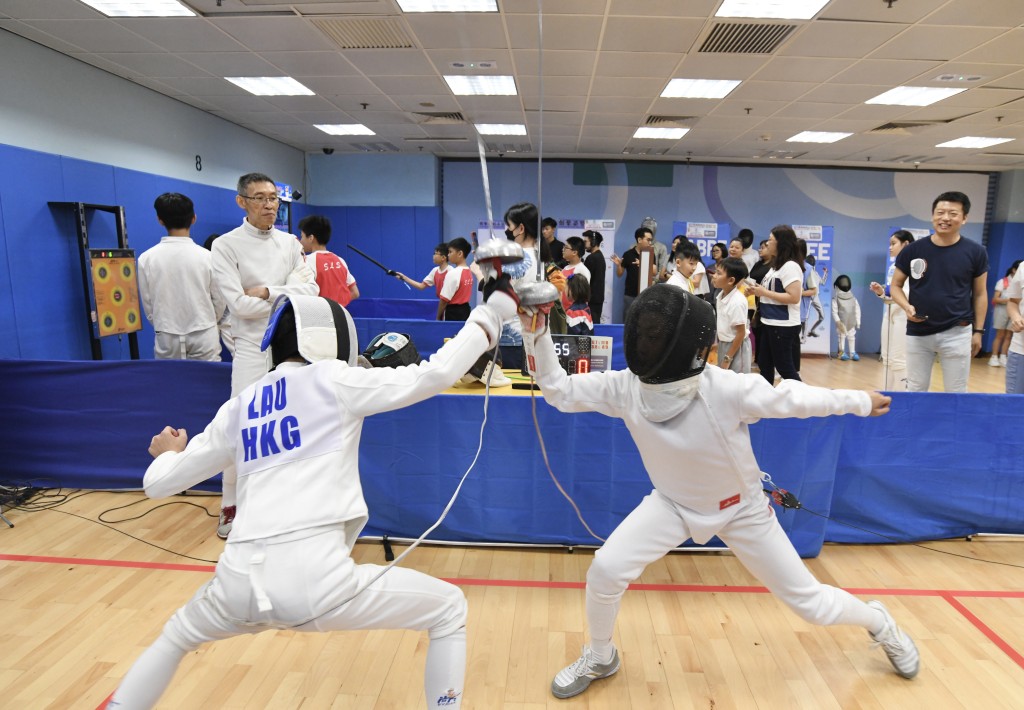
210, 172, 318, 538
519, 284, 919, 699
106, 285, 519, 710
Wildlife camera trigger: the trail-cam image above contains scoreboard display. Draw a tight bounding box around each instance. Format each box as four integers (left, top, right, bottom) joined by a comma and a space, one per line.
550, 335, 613, 375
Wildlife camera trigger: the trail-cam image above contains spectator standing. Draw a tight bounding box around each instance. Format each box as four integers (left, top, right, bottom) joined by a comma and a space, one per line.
1003, 265, 1024, 393
210, 172, 318, 538
541, 217, 566, 269
560, 237, 591, 309
582, 229, 606, 324
869, 230, 915, 390
298, 214, 359, 307
438, 237, 474, 321
989, 262, 1019, 367
611, 227, 656, 320
394, 242, 450, 297
890, 191, 988, 393
748, 226, 804, 383
138, 193, 226, 362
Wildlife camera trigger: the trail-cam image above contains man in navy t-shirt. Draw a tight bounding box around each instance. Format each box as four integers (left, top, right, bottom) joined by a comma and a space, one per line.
890, 191, 988, 392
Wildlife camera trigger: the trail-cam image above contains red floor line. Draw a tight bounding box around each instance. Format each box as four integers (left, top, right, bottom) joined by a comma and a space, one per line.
96, 692, 113, 710
6, 553, 1023, 601
943, 593, 1024, 671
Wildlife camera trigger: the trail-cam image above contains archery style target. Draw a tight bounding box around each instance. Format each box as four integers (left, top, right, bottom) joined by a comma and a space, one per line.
88, 249, 141, 337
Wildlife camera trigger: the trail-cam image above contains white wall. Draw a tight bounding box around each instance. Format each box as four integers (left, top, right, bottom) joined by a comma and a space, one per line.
306, 153, 438, 207
0, 30, 304, 191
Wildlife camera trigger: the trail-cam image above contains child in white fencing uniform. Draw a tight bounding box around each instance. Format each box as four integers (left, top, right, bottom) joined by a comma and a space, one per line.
833, 273, 862, 361
519, 284, 919, 699
108, 286, 519, 709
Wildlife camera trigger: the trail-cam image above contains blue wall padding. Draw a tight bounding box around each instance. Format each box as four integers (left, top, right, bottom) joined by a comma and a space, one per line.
0, 143, 441, 361
5, 359, 1016, 557
827, 393, 1024, 542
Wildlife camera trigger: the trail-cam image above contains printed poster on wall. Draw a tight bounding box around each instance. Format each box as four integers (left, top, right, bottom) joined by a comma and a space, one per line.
793, 225, 833, 357
673, 221, 731, 262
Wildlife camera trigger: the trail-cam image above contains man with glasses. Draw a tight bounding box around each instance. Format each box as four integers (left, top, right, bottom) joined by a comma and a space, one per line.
210, 172, 318, 538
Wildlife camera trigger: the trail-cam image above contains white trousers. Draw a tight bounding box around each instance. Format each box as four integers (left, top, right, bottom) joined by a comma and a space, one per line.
583, 490, 881, 655
879, 304, 907, 391
905, 324, 972, 393
153, 327, 221, 361
109, 528, 467, 709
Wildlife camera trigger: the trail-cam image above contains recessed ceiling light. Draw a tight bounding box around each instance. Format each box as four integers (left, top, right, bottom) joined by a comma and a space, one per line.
936, 136, 1014, 149
397, 0, 497, 11
633, 127, 690, 139
716, 0, 829, 20
661, 79, 741, 99
444, 75, 517, 96
78, 0, 195, 16
315, 124, 376, 136
225, 77, 315, 96
865, 86, 966, 107
475, 124, 527, 135
787, 131, 852, 143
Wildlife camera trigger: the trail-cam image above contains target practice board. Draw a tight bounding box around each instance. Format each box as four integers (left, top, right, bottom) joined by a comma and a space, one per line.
87, 248, 141, 337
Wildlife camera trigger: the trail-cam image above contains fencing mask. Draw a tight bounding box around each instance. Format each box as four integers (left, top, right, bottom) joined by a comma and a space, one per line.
834, 274, 852, 292
261, 295, 358, 369
624, 285, 716, 384
361, 332, 422, 368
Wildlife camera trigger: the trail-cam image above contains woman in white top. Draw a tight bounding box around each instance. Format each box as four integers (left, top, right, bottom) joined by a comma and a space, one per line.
869, 230, 914, 390
748, 225, 804, 383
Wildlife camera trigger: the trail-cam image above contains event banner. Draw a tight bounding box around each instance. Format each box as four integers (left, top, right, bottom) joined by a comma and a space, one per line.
793, 225, 834, 357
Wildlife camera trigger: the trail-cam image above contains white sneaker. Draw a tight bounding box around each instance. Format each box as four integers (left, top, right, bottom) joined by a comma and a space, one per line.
481, 360, 512, 387
989, 356, 1000, 367
1000, 354, 1008, 366
551, 646, 620, 699
867, 600, 919, 679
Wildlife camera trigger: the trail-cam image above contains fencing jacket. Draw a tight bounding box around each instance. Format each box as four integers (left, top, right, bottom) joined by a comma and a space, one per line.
527, 329, 870, 540
143, 310, 502, 545
211, 219, 317, 348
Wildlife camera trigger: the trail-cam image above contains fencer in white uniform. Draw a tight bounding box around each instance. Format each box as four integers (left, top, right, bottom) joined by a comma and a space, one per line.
107, 285, 519, 710
519, 285, 920, 700
210, 173, 318, 538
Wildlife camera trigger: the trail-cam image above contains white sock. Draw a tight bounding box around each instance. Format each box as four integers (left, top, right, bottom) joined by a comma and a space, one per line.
424, 627, 466, 709
586, 591, 620, 664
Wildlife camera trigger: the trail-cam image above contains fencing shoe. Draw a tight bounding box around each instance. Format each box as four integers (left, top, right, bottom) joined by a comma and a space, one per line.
867, 600, 919, 679
551, 646, 620, 699
217, 505, 236, 540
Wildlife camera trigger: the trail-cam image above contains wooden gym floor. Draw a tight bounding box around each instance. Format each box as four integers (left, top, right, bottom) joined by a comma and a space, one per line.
1, 356, 1020, 709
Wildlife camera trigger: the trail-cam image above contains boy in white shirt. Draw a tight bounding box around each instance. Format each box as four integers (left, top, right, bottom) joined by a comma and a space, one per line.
138, 193, 227, 361
712, 257, 751, 373
666, 241, 701, 293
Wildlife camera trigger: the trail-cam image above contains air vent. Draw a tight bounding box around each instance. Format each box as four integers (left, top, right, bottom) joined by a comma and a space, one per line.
311, 17, 415, 50
699, 22, 797, 54
889, 155, 941, 163
486, 143, 531, 153
351, 142, 399, 152
757, 149, 807, 160
868, 121, 947, 136
645, 115, 696, 127
404, 136, 468, 142
411, 111, 465, 125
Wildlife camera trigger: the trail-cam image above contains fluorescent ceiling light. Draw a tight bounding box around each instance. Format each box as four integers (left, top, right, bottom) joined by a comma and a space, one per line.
936, 136, 1014, 149
315, 124, 375, 136
397, 0, 497, 11
661, 79, 741, 99
475, 124, 527, 135
787, 131, 852, 143
79, 0, 195, 15
865, 86, 966, 106
444, 75, 517, 96
633, 127, 690, 140
716, 0, 829, 20
225, 77, 315, 96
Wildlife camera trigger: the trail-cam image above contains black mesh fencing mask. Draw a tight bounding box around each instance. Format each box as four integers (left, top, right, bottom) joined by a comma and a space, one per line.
624, 285, 716, 384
